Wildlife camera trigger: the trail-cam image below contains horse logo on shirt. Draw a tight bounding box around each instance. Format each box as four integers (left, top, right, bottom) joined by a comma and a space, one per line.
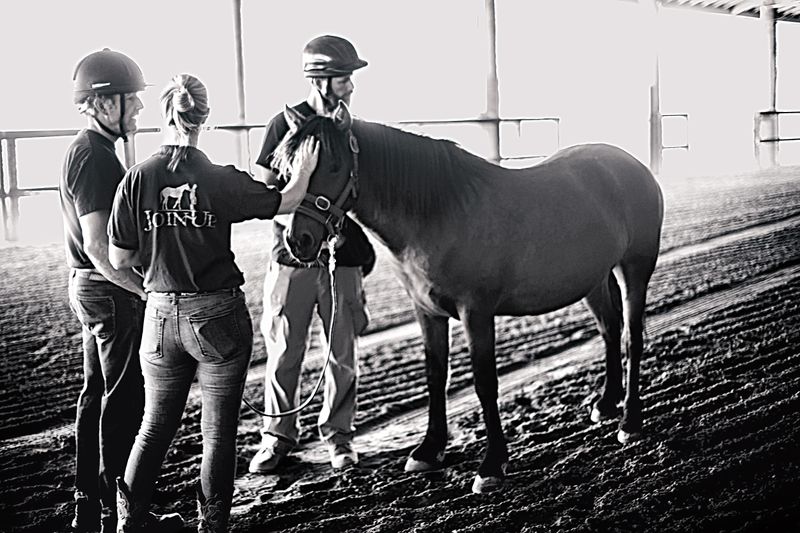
144, 183, 214, 231
160, 183, 197, 211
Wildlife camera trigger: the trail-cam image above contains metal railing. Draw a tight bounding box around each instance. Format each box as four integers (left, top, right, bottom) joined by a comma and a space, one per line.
0, 116, 560, 242
754, 110, 800, 168
0, 124, 262, 241
661, 113, 690, 151
395, 116, 560, 162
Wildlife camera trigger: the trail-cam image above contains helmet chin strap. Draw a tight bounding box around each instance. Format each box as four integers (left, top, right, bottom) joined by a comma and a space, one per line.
118, 95, 128, 142
95, 95, 129, 142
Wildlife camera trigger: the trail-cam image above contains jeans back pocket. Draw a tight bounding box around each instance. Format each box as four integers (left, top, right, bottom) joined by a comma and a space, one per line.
71, 295, 115, 339
188, 308, 248, 362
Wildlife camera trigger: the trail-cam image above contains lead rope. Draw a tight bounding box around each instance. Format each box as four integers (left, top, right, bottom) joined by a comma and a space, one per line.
242, 234, 339, 418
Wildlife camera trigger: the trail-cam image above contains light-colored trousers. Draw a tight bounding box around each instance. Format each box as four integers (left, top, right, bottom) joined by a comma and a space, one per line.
260, 262, 369, 446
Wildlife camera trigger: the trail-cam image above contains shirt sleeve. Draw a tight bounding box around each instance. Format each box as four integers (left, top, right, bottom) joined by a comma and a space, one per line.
336, 216, 376, 273
255, 111, 289, 170
224, 168, 283, 223
107, 171, 139, 250
68, 149, 118, 217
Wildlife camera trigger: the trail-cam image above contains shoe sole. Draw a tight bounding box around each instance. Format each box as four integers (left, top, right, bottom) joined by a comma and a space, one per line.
248, 464, 281, 474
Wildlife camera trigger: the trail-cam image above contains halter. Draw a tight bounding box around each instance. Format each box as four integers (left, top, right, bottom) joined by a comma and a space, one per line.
295, 130, 360, 240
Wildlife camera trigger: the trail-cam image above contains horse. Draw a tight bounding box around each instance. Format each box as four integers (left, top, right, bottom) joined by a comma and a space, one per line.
160, 183, 196, 210
271, 102, 664, 494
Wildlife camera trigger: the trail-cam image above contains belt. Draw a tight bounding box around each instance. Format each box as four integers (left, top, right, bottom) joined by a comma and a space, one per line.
72, 268, 107, 283
148, 287, 241, 298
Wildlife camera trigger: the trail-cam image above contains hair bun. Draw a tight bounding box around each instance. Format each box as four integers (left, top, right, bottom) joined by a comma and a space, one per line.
173, 86, 195, 113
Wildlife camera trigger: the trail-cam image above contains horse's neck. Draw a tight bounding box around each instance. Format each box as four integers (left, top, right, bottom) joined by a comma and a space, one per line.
351, 120, 481, 254
352, 202, 412, 256
353, 171, 464, 258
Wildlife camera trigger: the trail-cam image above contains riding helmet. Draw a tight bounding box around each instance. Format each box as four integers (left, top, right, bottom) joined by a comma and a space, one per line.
302, 35, 368, 78
73, 48, 147, 103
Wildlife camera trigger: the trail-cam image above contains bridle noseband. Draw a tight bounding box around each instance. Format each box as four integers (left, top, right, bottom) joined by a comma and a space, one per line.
296, 130, 360, 239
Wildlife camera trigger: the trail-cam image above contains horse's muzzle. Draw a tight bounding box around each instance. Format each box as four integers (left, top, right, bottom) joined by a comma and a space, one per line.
286, 229, 322, 263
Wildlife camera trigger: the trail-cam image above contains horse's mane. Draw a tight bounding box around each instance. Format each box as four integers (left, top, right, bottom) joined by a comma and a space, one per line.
273, 114, 496, 222
271, 115, 351, 179
352, 120, 494, 220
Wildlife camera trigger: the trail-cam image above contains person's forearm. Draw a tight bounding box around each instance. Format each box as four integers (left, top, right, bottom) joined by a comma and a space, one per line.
86, 242, 146, 299
277, 172, 309, 214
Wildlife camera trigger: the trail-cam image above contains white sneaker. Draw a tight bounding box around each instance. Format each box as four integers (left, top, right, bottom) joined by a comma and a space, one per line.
328, 441, 359, 469
248, 436, 293, 474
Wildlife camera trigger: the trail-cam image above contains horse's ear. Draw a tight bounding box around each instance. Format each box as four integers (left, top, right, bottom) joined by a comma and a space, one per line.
284, 105, 305, 134
332, 101, 352, 131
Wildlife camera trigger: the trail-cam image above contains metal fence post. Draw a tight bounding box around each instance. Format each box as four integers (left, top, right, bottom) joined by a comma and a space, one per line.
124, 134, 137, 168
6, 138, 19, 241
0, 138, 8, 241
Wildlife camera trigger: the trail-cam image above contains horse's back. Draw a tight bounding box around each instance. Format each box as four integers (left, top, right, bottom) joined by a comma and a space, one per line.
436, 143, 663, 315
536, 143, 664, 256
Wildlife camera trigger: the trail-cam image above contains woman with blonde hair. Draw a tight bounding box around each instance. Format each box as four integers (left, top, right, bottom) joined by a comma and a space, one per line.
108, 73, 318, 532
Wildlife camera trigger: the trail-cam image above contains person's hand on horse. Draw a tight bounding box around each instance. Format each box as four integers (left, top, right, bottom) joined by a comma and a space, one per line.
278, 137, 319, 214
291, 137, 320, 183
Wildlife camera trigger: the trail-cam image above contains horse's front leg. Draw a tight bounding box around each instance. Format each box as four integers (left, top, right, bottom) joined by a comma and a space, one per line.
404, 309, 450, 472
459, 306, 508, 493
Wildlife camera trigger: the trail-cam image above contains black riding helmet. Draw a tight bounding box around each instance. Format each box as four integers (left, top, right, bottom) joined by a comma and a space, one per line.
302, 35, 368, 78
73, 48, 147, 142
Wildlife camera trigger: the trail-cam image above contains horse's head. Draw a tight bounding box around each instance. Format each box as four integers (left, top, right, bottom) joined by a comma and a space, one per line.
273, 101, 358, 263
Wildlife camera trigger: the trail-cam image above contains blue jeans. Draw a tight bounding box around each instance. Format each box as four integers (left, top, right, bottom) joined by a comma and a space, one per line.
68, 269, 145, 511
124, 288, 253, 515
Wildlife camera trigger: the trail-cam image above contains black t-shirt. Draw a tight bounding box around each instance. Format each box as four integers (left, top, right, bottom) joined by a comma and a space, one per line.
108, 146, 282, 292
59, 129, 126, 268
255, 102, 375, 272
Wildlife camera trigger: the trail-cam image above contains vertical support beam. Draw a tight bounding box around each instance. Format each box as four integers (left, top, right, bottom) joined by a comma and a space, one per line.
645, 0, 663, 176
0, 138, 9, 242
6, 138, 19, 241
484, 0, 501, 163
123, 135, 137, 168
758, 0, 778, 168
650, 68, 663, 176
232, 0, 249, 171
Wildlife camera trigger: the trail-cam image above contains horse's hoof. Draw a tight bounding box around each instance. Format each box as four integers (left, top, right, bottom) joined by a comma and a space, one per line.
617, 429, 641, 445
472, 474, 504, 494
404, 451, 445, 472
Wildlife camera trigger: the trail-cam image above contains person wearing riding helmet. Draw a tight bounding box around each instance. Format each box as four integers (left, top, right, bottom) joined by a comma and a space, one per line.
248, 35, 375, 474
108, 74, 318, 532
60, 48, 182, 533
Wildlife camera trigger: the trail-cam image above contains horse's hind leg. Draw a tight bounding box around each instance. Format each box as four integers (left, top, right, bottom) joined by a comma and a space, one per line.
615, 255, 657, 444
405, 310, 450, 472
582, 272, 624, 423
